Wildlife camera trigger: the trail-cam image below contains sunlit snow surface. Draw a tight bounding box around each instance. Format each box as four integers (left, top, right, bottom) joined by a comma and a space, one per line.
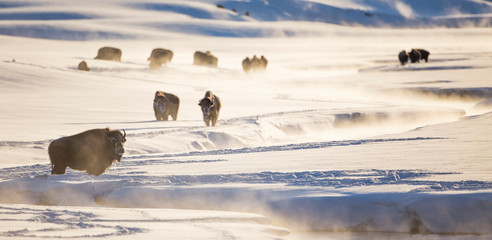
0, 0, 491, 239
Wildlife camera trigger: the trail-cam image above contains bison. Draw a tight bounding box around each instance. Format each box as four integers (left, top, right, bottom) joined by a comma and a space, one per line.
242, 55, 268, 73
253, 55, 267, 70
148, 48, 173, 70
409, 49, 421, 63
154, 91, 180, 121
199, 91, 222, 126
78, 60, 90, 71
398, 50, 408, 65
95, 46, 122, 61
416, 49, 430, 62
193, 51, 218, 67
48, 128, 126, 176
242, 57, 252, 73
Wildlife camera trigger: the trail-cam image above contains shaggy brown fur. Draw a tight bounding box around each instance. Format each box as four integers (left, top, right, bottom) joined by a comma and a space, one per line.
416, 49, 430, 62
48, 128, 126, 176
409, 49, 421, 63
398, 50, 408, 65
199, 90, 222, 126
153, 91, 180, 121
94, 46, 122, 61
77, 61, 90, 71
148, 48, 174, 70
242, 57, 252, 73
193, 51, 218, 67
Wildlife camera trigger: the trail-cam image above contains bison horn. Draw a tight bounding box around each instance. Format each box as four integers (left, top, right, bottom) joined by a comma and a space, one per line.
122, 129, 126, 139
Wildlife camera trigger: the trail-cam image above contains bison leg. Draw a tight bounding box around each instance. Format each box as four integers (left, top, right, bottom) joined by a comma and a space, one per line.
51, 163, 67, 175
156, 113, 165, 121
163, 114, 169, 121
48, 142, 68, 175
211, 117, 217, 127
172, 113, 177, 121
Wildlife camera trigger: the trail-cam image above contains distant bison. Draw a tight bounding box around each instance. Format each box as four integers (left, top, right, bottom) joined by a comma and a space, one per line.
199, 90, 222, 126
193, 51, 218, 67
95, 46, 122, 61
153, 91, 180, 121
398, 50, 408, 65
242, 55, 268, 73
78, 61, 90, 71
148, 48, 173, 70
416, 49, 430, 62
242, 57, 252, 73
409, 49, 421, 63
48, 128, 126, 176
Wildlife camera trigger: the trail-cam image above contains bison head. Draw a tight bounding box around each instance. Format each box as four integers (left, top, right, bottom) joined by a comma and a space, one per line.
155, 91, 165, 98
199, 97, 214, 120
105, 128, 126, 161
154, 97, 166, 113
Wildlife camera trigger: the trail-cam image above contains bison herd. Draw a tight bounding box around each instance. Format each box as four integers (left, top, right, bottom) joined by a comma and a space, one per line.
62, 46, 431, 176
81, 46, 430, 71
152, 90, 222, 127
78, 46, 267, 73
49, 88, 221, 176
398, 48, 430, 65
242, 55, 268, 73
152, 90, 222, 126
64, 46, 238, 176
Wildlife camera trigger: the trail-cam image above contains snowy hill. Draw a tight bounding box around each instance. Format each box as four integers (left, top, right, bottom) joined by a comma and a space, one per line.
0, 0, 491, 239
0, 0, 491, 40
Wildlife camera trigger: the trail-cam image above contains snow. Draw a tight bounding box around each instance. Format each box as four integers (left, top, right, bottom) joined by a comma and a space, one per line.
0, 0, 491, 239
0, 204, 288, 239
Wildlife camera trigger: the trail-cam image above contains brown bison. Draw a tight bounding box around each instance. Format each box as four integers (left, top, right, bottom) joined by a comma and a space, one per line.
153, 91, 180, 121
193, 51, 218, 67
148, 48, 174, 70
77, 61, 90, 71
398, 50, 408, 65
242, 57, 252, 73
416, 49, 430, 62
242, 55, 268, 73
95, 46, 122, 61
48, 128, 126, 176
409, 49, 421, 63
199, 91, 222, 126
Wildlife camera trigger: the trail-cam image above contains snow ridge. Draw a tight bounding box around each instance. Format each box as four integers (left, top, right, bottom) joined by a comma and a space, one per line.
127, 137, 445, 159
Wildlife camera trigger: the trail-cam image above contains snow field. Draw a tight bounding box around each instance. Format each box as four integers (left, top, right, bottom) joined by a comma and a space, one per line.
0, 0, 491, 239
